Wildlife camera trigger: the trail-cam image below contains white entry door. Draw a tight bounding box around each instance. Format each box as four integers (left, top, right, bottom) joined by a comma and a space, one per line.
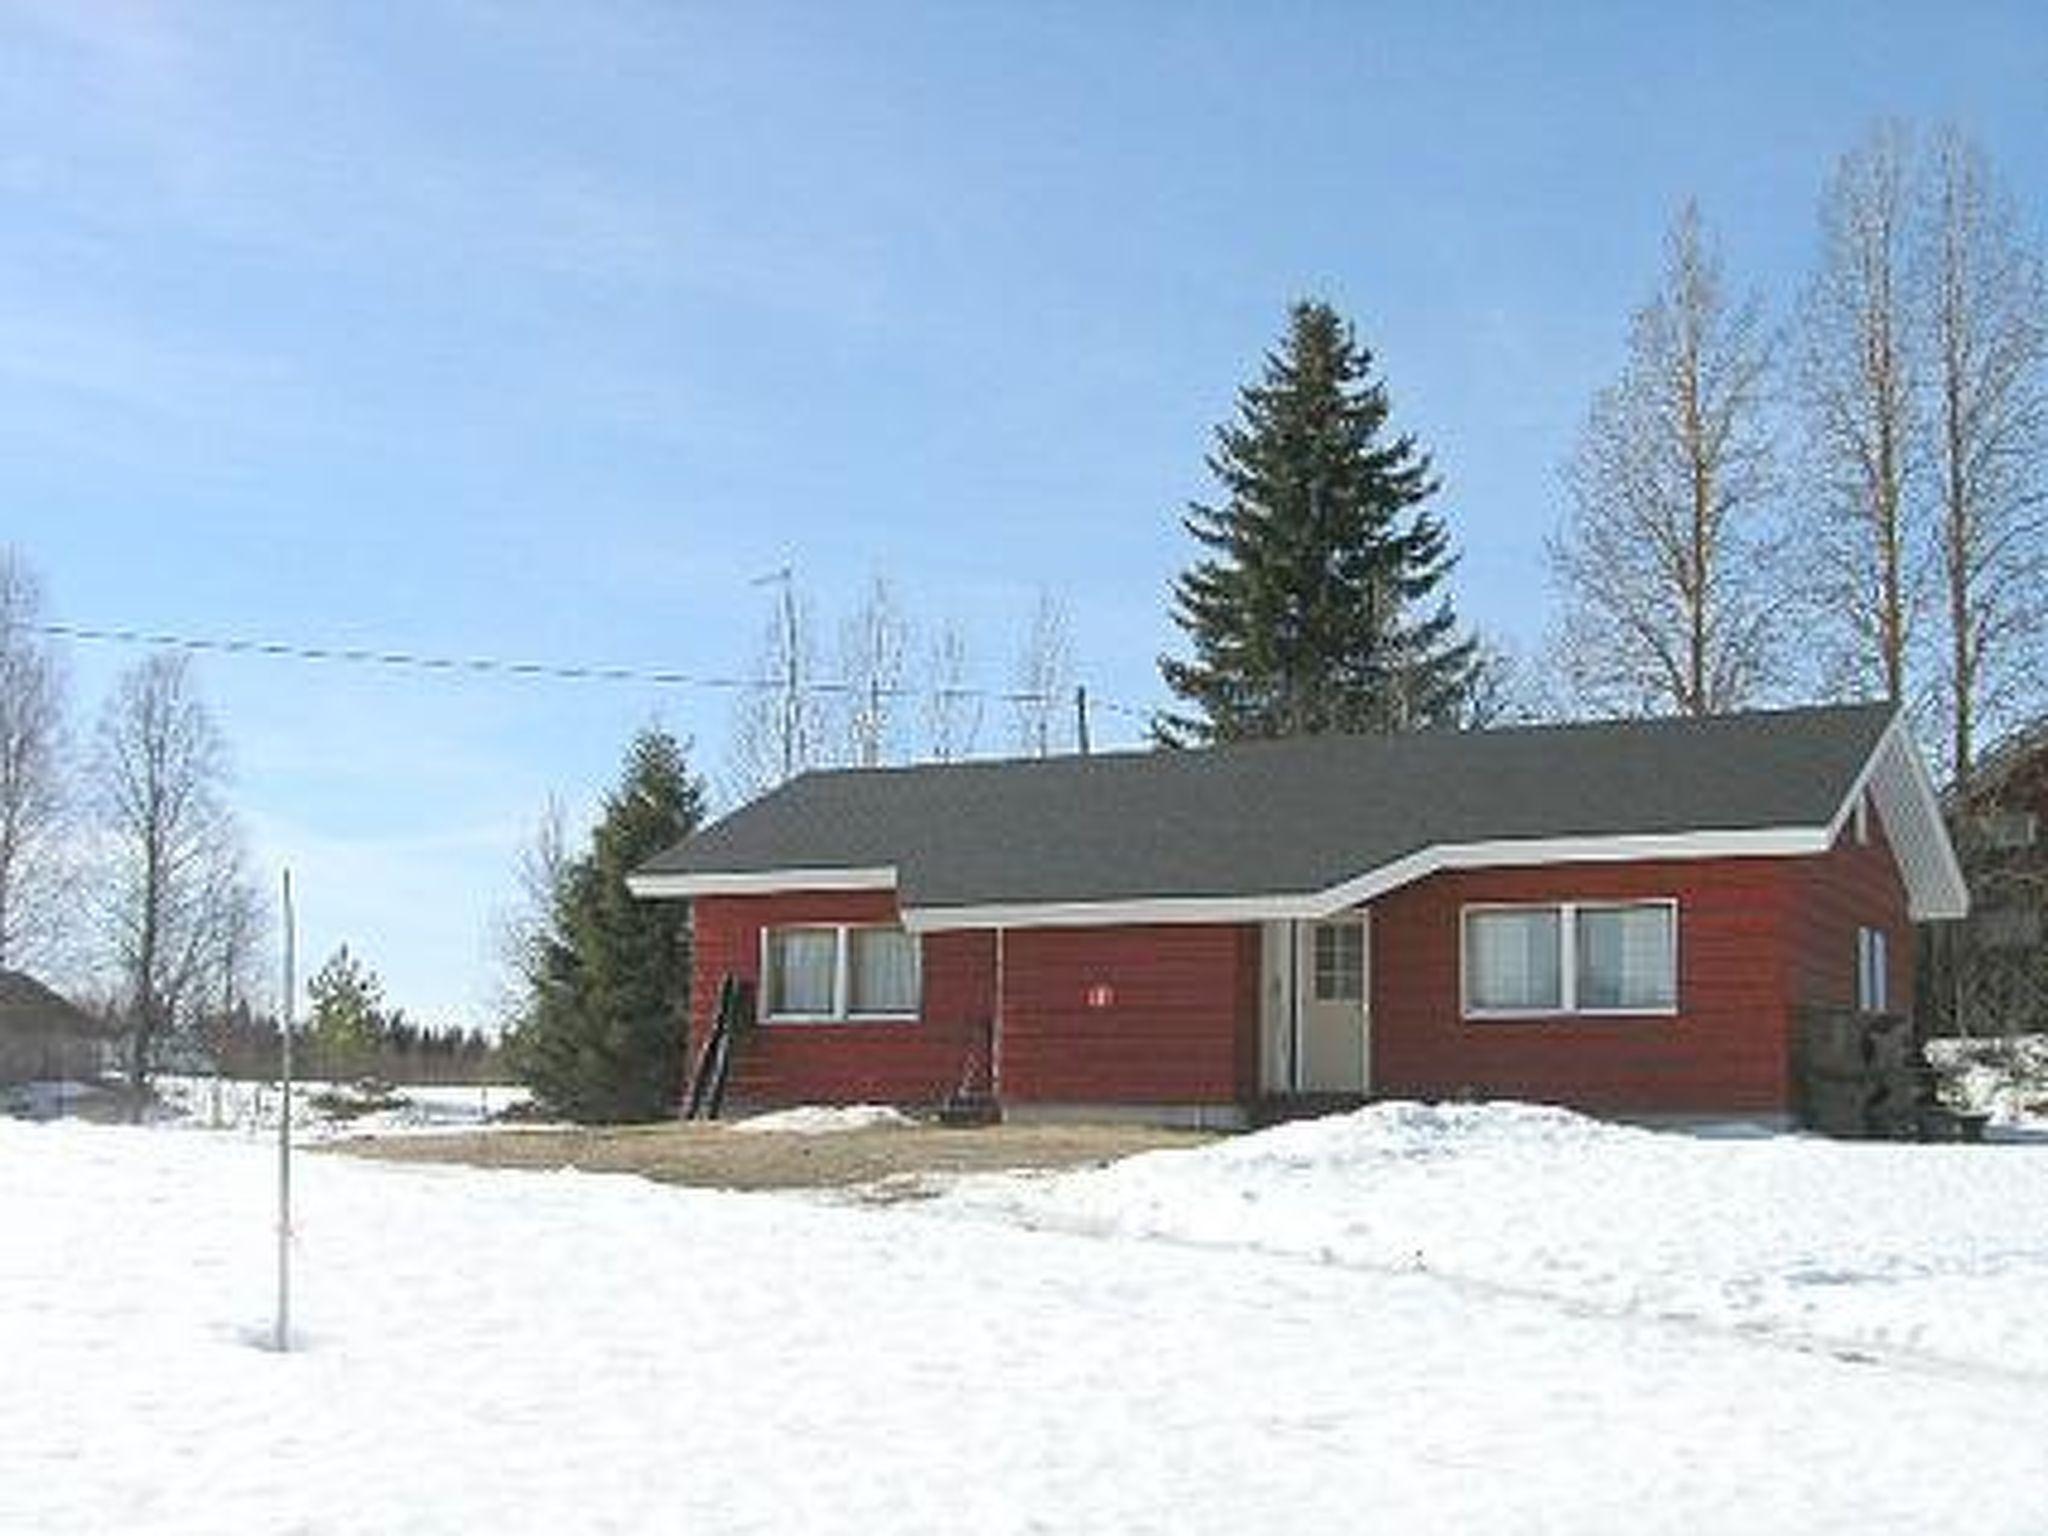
1297, 917, 1369, 1092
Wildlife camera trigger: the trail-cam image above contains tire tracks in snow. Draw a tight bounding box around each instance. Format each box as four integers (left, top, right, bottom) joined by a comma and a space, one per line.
890, 1188, 2048, 1395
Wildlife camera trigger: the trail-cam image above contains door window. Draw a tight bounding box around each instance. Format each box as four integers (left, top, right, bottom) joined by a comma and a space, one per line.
1312, 923, 1364, 1003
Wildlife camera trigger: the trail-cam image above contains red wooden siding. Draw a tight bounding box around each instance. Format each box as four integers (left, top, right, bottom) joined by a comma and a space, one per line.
688, 890, 993, 1109
998, 924, 1259, 1106
1789, 793, 1912, 1014
1370, 856, 1802, 1115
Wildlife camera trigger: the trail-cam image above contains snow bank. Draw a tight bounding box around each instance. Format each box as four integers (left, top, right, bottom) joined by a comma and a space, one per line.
937, 1100, 2048, 1375
729, 1102, 915, 1134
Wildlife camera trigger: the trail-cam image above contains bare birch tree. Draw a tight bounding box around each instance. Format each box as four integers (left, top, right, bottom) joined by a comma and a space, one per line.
923, 620, 982, 762
838, 575, 911, 768
1919, 127, 2048, 792
1796, 122, 1922, 704
1458, 638, 1542, 728
0, 549, 69, 970
94, 652, 252, 1090
1011, 589, 1074, 757
1549, 202, 1782, 716
724, 574, 830, 802
491, 794, 569, 1025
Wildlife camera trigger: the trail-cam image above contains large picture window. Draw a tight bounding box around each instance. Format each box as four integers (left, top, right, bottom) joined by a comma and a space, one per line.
1463, 901, 1677, 1018
763, 924, 921, 1021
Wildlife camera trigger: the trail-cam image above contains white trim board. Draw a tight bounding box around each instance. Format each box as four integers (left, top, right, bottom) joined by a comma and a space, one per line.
625, 865, 898, 899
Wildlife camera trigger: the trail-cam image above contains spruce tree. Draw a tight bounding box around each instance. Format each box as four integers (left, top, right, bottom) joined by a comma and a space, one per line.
508, 728, 706, 1122
307, 944, 388, 1081
1159, 300, 1476, 743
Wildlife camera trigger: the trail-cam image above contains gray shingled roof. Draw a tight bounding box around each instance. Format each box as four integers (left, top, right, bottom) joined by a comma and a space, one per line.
640, 703, 1896, 913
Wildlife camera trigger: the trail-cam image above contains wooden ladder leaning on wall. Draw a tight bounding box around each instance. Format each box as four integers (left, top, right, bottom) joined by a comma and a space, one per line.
683, 974, 754, 1121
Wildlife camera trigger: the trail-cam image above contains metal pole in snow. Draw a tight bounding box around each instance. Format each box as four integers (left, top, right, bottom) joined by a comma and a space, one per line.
276, 868, 295, 1353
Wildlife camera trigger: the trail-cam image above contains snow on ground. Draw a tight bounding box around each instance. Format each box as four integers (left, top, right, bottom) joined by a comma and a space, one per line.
149, 1074, 528, 1138
1925, 1033, 2048, 1125
5, 1110, 2048, 1534
937, 1100, 2048, 1377
729, 1102, 916, 1134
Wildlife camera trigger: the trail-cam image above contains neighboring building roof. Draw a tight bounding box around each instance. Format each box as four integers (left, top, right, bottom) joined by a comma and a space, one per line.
1960, 713, 2048, 806
0, 971, 117, 1037
633, 702, 1969, 926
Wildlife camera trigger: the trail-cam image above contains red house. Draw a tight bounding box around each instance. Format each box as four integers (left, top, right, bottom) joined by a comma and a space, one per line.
629, 703, 1967, 1126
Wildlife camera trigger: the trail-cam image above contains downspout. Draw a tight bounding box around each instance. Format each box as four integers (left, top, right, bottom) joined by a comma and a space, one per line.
992, 926, 1006, 1111
1288, 919, 1303, 1095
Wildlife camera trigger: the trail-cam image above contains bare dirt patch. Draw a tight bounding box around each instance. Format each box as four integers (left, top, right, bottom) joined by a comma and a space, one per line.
327, 1120, 1214, 1194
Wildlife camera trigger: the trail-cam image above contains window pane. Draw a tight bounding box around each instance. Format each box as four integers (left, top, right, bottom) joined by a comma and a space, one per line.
849, 928, 919, 1015
1576, 905, 1676, 1010
1466, 909, 1562, 1011
1313, 924, 1363, 1002
768, 929, 837, 1015
1857, 927, 1888, 1013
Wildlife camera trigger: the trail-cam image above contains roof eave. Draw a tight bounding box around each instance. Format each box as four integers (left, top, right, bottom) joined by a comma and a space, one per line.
1837, 715, 1971, 922
626, 865, 899, 900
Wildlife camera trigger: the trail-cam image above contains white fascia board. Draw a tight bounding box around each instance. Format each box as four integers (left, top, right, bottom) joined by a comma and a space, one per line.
903, 893, 1324, 933
625, 866, 898, 900
1895, 731, 1970, 919
1852, 721, 1971, 922
1306, 827, 1833, 914
1824, 713, 1899, 844
1820, 716, 1971, 920
903, 827, 1831, 933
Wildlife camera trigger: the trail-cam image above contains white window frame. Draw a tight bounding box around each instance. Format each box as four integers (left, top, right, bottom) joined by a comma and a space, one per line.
760, 923, 921, 1024
1856, 926, 1889, 1014
1461, 899, 1680, 1021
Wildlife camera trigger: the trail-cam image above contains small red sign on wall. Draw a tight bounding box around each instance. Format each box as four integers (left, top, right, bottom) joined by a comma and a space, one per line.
1085, 982, 1115, 1010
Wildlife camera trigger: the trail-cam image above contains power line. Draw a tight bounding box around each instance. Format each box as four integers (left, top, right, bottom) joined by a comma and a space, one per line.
38, 620, 753, 689
33, 618, 1160, 722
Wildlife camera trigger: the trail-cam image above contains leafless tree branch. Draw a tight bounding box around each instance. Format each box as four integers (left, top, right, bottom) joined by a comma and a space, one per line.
1548, 202, 1785, 717
92, 651, 254, 1090
0, 548, 70, 971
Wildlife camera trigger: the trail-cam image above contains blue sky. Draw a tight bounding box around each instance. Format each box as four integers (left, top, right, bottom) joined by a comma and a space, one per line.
3, 1, 2042, 1025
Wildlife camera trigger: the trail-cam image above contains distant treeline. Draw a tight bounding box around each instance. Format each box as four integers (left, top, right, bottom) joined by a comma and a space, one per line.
198, 1004, 504, 1086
